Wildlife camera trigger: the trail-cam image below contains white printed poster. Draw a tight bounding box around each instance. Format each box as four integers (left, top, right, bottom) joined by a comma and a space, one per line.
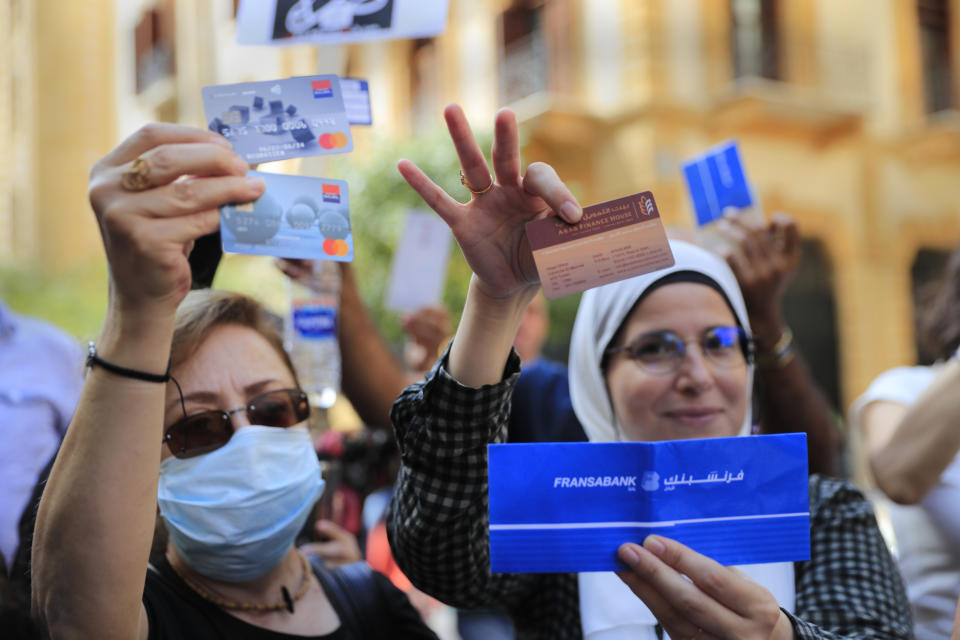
386, 210, 453, 312
237, 0, 449, 46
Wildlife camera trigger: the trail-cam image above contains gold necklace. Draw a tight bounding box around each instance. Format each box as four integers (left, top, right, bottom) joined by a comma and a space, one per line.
169, 552, 312, 614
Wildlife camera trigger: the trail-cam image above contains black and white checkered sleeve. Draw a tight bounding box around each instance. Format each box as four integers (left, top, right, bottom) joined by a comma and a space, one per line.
788, 476, 913, 639
385, 346, 540, 609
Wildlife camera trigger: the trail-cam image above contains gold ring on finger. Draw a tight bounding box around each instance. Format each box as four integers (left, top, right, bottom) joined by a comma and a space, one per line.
459, 169, 493, 196
121, 156, 153, 191
687, 628, 702, 640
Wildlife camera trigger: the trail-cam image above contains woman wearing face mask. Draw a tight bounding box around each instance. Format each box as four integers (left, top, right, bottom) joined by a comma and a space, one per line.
385, 105, 912, 639
31, 124, 438, 640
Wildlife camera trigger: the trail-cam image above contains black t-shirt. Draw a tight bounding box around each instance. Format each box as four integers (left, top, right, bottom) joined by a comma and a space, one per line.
508, 358, 586, 444
143, 556, 436, 640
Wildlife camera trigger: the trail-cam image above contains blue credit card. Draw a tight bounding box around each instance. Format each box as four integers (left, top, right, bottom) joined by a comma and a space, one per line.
202, 75, 354, 163
488, 434, 810, 573
681, 140, 754, 226
341, 77, 372, 125
220, 170, 353, 262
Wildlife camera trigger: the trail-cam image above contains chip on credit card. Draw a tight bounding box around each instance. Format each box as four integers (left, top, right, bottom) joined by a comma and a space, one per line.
202, 75, 353, 163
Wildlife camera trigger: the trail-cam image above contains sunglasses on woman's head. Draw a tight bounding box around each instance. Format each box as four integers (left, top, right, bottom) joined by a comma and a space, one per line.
604, 326, 753, 375
163, 388, 310, 459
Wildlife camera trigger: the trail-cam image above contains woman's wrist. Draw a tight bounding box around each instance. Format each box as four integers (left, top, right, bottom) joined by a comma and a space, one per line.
99, 305, 177, 375
468, 276, 540, 322
772, 609, 796, 640
447, 277, 538, 387
747, 311, 785, 352
753, 322, 795, 370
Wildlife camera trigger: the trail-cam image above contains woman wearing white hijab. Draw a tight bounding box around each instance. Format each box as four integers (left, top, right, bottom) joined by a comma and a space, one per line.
388, 104, 911, 639
569, 244, 799, 639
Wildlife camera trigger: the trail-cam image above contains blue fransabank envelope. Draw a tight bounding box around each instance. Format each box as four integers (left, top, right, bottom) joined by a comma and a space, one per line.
488, 433, 810, 573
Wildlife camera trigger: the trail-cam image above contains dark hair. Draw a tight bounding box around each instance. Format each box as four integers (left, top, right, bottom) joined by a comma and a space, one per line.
918, 247, 960, 361
0, 573, 40, 639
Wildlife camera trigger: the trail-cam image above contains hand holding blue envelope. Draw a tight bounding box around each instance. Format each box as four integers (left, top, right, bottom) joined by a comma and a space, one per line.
386, 104, 909, 639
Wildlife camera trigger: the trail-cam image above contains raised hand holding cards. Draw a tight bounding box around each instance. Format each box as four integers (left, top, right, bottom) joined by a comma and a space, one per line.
203, 75, 353, 163
525, 191, 675, 299
682, 140, 754, 226
220, 171, 353, 261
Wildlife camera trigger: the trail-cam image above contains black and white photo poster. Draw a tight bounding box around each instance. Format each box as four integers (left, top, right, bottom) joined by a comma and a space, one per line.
237, 0, 448, 46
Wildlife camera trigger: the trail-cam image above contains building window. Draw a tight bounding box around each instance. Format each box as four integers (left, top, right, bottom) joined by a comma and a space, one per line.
134, 0, 176, 93
782, 239, 841, 410
730, 0, 779, 81
918, 0, 953, 113
498, 2, 549, 104
912, 248, 951, 364
410, 38, 438, 133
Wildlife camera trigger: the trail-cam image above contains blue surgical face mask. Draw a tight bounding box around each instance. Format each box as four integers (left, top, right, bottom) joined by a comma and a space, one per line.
157, 425, 324, 582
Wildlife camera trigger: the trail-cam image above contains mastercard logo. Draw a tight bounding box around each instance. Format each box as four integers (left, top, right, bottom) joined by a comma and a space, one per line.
322, 238, 350, 257
318, 132, 349, 149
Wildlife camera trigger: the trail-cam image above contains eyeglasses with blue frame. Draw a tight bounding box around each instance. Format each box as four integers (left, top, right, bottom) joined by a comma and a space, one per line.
603, 326, 754, 375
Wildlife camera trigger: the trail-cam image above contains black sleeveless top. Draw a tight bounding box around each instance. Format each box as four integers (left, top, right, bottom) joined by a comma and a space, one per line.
143, 555, 437, 640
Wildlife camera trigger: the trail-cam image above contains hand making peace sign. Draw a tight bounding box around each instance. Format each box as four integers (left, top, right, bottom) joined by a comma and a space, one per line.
397, 104, 582, 300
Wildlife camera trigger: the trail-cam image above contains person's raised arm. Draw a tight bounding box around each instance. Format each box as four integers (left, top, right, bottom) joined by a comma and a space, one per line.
864, 360, 960, 504
401, 305, 452, 374
31, 124, 263, 639
716, 213, 843, 476
397, 105, 581, 386
386, 105, 580, 611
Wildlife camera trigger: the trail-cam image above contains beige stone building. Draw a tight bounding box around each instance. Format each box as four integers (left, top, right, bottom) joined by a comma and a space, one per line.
0, 1, 116, 269
4, 0, 960, 410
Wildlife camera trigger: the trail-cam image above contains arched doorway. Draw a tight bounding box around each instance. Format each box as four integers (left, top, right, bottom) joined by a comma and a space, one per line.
781, 238, 842, 410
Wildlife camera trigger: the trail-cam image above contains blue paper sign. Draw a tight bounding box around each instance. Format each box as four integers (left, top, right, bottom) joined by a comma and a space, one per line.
681, 140, 754, 226
488, 434, 809, 573
341, 78, 372, 126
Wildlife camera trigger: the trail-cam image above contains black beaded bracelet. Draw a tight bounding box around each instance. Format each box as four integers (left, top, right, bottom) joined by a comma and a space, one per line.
85, 341, 171, 383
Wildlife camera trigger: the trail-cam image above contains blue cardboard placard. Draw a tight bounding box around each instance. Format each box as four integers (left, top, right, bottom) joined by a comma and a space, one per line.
488, 434, 809, 573
681, 140, 755, 226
